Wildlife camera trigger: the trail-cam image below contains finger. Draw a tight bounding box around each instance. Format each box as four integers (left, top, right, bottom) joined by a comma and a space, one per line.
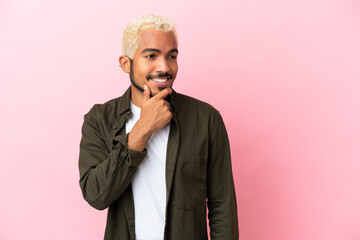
158, 99, 170, 109
142, 84, 151, 104
153, 87, 172, 100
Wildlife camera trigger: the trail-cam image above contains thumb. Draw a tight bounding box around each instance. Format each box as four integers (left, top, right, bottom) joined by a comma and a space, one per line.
142, 84, 150, 104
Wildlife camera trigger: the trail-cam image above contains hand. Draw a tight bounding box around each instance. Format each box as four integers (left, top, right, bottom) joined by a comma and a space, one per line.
127, 85, 173, 151
140, 85, 173, 133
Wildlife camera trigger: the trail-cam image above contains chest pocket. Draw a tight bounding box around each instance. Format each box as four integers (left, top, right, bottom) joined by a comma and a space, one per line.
171, 155, 207, 210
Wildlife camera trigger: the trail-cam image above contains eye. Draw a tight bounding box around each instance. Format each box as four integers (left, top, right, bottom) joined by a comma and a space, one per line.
169, 55, 177, 59
146, 54, 156, 59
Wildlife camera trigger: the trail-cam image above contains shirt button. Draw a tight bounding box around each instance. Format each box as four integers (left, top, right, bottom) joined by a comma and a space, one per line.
127, 111, 130, 115
113, 126, 118, 130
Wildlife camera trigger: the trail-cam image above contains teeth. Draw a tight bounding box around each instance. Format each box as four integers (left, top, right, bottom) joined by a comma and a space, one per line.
153, 78, 167, 83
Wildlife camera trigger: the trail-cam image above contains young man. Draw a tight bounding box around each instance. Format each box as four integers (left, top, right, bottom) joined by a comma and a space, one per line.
79, 14, 239, 240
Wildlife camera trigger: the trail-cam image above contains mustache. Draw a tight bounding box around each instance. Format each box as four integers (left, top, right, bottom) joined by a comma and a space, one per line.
146, 72, 173, 81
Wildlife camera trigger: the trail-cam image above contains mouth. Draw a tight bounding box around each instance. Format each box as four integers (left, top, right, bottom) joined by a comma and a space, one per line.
147, 73, 173, 88
149, 77, 171, 88
152, 77, 169, 83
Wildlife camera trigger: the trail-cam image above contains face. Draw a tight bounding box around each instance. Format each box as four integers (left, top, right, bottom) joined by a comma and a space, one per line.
126, 29, 178, 101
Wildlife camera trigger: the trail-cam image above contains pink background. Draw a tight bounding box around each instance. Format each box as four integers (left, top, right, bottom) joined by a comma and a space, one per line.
1, 0, 360, 239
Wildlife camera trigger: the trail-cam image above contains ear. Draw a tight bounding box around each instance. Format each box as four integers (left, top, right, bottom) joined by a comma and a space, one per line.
119, 55, 131, 73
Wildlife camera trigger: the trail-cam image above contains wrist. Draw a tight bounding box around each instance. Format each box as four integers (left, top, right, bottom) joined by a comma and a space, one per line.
127, 121, 152, 152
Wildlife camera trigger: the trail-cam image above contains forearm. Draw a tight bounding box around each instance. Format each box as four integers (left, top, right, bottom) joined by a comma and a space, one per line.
79, 134, 146, 210
78, 107, 147, 210
127, 120, 152, 152
207, 180, 238, 239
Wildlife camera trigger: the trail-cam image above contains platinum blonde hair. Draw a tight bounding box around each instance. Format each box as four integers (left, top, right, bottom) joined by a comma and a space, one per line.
122, 14, 177, 59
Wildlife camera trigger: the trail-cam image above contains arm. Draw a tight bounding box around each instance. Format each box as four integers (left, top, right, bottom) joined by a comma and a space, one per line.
78, 105, 147, 210
78, 86, 173, 210
207, 113, 239, 239
127, 85, 173, 151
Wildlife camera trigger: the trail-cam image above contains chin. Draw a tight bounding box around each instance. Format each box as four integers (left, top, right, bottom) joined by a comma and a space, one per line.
149, 88, 161, 96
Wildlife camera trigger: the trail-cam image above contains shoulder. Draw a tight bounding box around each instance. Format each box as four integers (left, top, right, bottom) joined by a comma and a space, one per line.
84, 87, 131, 121
173, 92, 220, 116
172, 92, 224, 127
85, 97, 121, 121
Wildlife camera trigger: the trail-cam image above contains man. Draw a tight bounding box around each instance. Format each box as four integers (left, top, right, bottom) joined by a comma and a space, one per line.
79, 14, 238, 240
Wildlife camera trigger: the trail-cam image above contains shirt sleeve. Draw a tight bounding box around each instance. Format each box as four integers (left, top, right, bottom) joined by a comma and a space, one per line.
207, 112, 239, 239
78, 105, 147, 210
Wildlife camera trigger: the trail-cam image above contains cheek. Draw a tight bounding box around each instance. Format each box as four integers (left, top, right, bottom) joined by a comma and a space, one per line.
135, 61, 154, 75
172, 65, 178, 74
169, 61, 178, 70
133, 66, 148, 77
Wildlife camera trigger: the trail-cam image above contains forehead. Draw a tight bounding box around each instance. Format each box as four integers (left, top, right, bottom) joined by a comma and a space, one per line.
137, 29, 177, 52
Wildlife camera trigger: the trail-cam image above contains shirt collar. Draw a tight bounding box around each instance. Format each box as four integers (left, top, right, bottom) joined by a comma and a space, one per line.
117, 87, 132, 116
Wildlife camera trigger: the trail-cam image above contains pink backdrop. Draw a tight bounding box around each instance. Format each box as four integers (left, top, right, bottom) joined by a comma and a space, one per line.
1, 0, 359, 239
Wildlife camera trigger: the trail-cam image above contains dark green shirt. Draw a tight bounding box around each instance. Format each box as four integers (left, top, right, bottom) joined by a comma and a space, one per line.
79, 87, 239, 239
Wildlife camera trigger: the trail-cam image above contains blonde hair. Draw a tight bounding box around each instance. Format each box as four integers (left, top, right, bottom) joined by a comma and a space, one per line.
122, 14, 177, 59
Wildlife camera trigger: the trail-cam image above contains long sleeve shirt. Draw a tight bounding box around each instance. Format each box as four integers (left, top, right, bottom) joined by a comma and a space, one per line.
78, 87, 239, 240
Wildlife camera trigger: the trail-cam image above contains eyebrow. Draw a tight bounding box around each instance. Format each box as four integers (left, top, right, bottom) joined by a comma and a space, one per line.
141, 48, 161, 54
168, 48, 179, 54
141, 48, 179, 54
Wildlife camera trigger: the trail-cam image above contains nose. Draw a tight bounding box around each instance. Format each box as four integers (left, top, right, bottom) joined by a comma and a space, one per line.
156, 57, 171, 73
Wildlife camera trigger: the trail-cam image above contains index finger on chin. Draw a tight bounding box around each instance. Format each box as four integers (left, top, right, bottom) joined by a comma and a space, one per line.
154, 88, 172, 100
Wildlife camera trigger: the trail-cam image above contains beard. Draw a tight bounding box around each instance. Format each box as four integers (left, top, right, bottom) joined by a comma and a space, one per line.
129, 59, 173, 97
129, 59, 148, 95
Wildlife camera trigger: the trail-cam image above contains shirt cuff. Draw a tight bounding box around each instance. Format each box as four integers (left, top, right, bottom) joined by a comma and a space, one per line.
128, 148, 148, 167
112, 133, 147, 167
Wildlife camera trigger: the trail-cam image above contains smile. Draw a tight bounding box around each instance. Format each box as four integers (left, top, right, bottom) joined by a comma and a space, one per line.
149, 77, 171, 88
152, 78, 168, 83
